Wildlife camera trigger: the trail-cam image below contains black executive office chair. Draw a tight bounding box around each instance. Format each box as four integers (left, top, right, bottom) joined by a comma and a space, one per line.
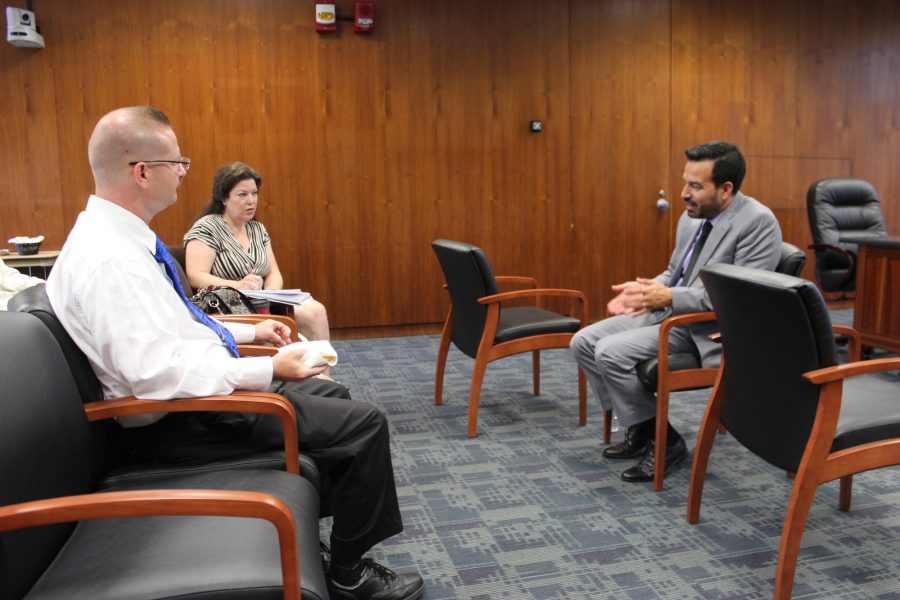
806, 177, 887, 293
688, 263, 900, 600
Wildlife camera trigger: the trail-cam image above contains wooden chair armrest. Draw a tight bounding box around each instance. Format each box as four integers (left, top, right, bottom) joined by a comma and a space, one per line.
831, 324, 861, 362
659, 311, 716, 335
658, 311, 716, 365
479, 288, 588, 322
239, 344, 279, 357
217, 314, 299, 342
803, 356, 900, 385
82, 391, 299, 475
480, 288, 587, 304
0, 489, 300, 600
495, 275, 539, 288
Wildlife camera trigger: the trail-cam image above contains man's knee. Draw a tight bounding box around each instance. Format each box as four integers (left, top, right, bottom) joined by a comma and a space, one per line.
570, 326, 595, 357
351, 401, 389, 440
594, 335, 633, 372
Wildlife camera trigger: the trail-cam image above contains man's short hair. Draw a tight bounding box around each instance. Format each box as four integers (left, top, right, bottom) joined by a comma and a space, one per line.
137, 106, 173, 128
88, 106, 174, 174
685, 141, 746, 194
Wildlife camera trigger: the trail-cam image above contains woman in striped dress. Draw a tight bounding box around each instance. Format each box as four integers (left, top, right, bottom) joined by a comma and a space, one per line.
183, 161, 330, 341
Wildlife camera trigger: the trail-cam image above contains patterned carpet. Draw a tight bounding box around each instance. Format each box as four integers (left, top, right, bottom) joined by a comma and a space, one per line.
323, 311, 899, 599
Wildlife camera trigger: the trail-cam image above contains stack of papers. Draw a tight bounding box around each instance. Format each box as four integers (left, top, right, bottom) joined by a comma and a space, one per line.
243, 289, 311, 306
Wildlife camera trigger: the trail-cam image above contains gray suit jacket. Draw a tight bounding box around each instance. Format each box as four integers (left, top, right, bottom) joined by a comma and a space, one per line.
653, 191, 782, 365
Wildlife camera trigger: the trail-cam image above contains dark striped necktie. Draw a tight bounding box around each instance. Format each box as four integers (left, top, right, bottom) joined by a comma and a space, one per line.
679, 220, 713, 286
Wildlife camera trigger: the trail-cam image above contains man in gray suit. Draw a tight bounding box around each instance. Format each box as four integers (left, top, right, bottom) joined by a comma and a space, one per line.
571, 141, 782, 482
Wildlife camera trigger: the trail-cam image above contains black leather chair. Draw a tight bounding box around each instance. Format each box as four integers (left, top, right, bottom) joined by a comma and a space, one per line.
432, 239, 589, 437
806, 177, 888, 293
687, 263, 900, 600
632, 242, 807, 491
167, 244, 193, 293
0, 311, 327, 600
8, 285, 322, 493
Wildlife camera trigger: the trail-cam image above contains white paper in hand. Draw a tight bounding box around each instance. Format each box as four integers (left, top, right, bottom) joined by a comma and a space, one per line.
277, 340, 338, 368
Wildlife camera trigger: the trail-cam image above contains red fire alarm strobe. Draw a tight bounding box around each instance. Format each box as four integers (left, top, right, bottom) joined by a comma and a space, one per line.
354, 1, 375, 33
315, 3, 336, 32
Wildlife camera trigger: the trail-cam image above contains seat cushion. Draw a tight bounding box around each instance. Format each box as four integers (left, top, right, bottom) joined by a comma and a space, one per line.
636, 353, 702, 392
101, 451, 322, 493
25, 469, 327, 600
833, 373, 900, 452
495, 306, 581, 344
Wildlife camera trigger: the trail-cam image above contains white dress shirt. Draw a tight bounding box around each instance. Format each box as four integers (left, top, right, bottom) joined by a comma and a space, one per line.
47, 195, 273, 426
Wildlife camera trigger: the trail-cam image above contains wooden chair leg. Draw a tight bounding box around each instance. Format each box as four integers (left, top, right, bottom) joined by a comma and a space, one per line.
532, 350, 540, 396
774, 379, 845, 600
839, 474, 853, 512
602, 409, 612, 444
687, 372, 725, 523
578, 368, 587, 426
467, 353, 490, 438
434, 309, 453, 406
774, 471, 821, 600
653, 386, 671, 492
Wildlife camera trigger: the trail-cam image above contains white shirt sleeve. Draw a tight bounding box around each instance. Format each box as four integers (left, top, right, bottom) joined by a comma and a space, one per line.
222, 321, 257, 344
0, 258, 43, 292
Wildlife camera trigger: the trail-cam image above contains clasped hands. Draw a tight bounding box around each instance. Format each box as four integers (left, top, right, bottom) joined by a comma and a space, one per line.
606, 277, 672, 316
237, 272, 264, 290
253, 319, 328, 381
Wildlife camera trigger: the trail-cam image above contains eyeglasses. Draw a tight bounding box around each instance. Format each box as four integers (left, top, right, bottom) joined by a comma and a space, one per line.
128, 158, 192, 172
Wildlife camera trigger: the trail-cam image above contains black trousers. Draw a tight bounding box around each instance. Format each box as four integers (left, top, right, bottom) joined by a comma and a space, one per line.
112, 377, 403, 564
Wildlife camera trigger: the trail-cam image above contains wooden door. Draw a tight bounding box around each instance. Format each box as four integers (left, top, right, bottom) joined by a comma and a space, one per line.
570, 0, 673, 321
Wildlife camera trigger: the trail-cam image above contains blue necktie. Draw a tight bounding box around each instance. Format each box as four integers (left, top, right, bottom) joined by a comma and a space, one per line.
152, 237, 240, 358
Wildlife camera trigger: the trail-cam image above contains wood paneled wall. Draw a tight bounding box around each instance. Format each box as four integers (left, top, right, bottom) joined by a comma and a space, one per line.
670, 0, 900, 282
2, 0, 898, 330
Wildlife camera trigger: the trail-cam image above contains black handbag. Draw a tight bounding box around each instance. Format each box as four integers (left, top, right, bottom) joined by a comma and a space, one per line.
190, 286, 257, 315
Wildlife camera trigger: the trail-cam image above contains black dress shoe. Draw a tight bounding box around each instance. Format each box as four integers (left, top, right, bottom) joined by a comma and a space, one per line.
603, 423, 651, 459
621, 436, 688, 482
328, 558, 425, 600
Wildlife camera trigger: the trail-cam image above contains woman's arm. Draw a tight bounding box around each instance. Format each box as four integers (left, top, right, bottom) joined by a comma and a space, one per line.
185, 239, 261, 290
263, 242, 284, 290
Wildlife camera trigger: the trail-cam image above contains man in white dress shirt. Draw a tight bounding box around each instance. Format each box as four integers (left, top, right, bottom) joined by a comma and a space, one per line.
46, 106, 423, 600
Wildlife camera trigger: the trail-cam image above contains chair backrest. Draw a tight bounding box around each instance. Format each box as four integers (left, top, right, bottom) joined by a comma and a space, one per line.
700, 263, 838, 472
8, 285, 118, 485
167, 245, 194, 294
0, 311, 94, 600
431, 239, 500, 359
8, 284, 103, 403
776, 241, 807, 277
806, 177, 887, 290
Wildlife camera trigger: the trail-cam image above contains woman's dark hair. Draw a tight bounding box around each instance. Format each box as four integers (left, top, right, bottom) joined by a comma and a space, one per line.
199, 162, 263, 217
684, 141, 746, 194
